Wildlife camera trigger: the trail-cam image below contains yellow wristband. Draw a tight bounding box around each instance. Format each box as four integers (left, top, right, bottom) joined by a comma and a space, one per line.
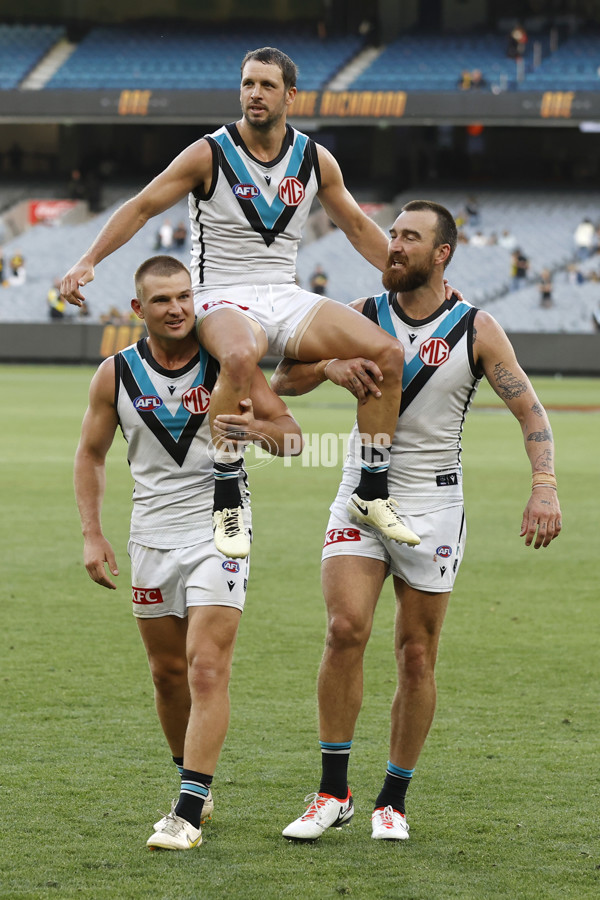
532, 473, 557, 489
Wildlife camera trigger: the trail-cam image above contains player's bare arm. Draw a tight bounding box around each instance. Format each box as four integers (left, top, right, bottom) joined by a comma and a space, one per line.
61, 139, 214, 306
316, 146, 389, 272
213, 366, 304, 456
473, 310, 562, 549
74, 358, 121, 588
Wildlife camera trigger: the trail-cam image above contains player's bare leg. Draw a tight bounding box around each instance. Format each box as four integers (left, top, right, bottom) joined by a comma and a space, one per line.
197, 309, 268, 558
283, 556, 385, 841
147, 606, 241, 850
370, 579, 449, 839
292, 301, 419, 546
137, 615, 190, 757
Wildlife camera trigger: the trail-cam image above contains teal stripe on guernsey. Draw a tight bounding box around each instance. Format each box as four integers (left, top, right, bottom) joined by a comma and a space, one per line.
387, 762, 414, 778
214, 131, 308, 229
375, 292, 396, 337
180, 782, 209, 797
121, 345, 208, 441
320, 740, 353, 752
402, 301, 472, 390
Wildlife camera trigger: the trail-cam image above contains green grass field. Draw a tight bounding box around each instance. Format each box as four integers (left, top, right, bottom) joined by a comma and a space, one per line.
1, 366, 599, 900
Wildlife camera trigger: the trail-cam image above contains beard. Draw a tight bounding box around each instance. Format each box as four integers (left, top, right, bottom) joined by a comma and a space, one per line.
382, 253, 435, 293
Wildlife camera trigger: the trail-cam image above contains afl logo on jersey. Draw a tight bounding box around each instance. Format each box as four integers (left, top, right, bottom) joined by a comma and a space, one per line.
419, 337, 450, 367
182, 385, 211, 415
134, 395, 163, 410
233, 183, 261, 200
222, 560, 240, 573
279, 176, 305, 206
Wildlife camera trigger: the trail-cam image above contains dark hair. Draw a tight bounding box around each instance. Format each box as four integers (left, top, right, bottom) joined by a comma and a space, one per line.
241, 47, 298, 90
401, 200, 458, 268
134, 255, 190, 298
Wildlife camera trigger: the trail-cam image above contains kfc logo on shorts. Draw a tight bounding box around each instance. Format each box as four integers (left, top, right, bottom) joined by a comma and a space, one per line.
132, 587, 164, 605
419, 337, 450, 367
134, 395, 163, 411
233, 182, 261, 200
324, 527, 361, 547
222, 560, 240, 573
182, 384, 211, 415
436, 545, 453, 558
278, 176, 305, 207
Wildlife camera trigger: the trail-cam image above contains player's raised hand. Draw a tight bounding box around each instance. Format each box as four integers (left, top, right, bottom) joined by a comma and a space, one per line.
60, 259, 95, 307
84, 535, 119, 589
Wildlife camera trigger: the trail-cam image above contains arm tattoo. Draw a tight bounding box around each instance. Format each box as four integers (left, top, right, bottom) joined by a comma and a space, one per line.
527, 428, 553, 443
531, 401, 544, 417
493, 362, 527, 400
533, 449, 553, 473
471, 324, 477, 345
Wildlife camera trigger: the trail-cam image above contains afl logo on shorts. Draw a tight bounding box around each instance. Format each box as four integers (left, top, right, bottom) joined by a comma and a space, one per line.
233, 183, 261, 199
419, 337, 450, 367
324, 528, 361, 547
436, 546, 452, 558
222, 560, 240, 573
278, 176, 305, 206
134, 395, 163, 411
182, 385, 211, 415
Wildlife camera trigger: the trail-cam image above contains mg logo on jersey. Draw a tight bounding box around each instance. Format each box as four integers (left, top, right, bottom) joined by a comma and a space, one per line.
222, 560, 240, 573
233, 182, 261, 200
182, 384, 211, 415
134, 395, 163, 411
279, 176, 305, 206
419, 337, 450, 367
324, 527, 361, 547
132, 587, 164, 605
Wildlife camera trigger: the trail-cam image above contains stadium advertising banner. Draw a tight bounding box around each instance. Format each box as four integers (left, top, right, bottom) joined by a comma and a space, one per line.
0, 88, 597, 125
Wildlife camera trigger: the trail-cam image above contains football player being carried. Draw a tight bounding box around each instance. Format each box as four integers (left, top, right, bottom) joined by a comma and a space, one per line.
272, 200, 562, 842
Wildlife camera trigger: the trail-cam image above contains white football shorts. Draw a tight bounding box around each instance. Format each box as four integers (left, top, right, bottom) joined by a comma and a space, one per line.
128, 540, 250, 618
194, 283, 328, 358
322, 505, 466, 594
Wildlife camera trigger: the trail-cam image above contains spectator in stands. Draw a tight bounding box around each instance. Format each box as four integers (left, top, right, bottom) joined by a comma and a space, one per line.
507, 23, 528, 59
458, 70, 488, 91
68, 169, 86, 201
465, 196, 480, 228
538, 269, 553, 308
9, 251, 25, 286
470, 231, 488, 247
173, 221, 187, 250
48, 278, 67, 320
158, 219, 174, 251
510, 248, 529, 290
566, 262, 585, 286
499, 229, 517, 251
310, 264, 329, 295
573, 217, 596, 260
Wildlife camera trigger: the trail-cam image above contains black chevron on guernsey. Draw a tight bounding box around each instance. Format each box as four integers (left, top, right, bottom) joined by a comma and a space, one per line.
115, 346, 218, 467
399, 307, 477, 416
205, 133, 319, 248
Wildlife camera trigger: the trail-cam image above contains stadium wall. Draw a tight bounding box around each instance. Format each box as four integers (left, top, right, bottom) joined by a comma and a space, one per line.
1, 323, 599, 375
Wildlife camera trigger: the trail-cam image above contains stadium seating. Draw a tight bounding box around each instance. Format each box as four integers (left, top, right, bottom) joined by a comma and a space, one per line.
46, 25, 363, 92
0, 24, 64, 90
519, 35, 600, 91
1, 186, 599, 334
